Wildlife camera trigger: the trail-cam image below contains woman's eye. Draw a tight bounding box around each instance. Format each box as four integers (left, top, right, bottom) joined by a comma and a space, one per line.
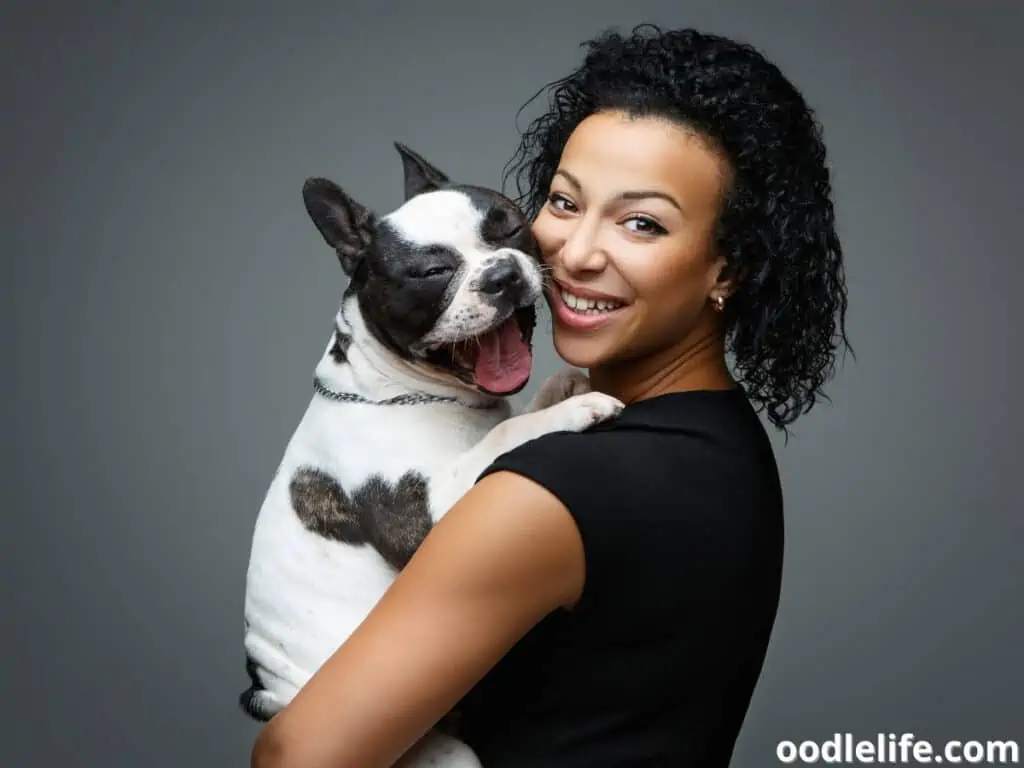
623, 216, 667, 236
548, 193, 577, 213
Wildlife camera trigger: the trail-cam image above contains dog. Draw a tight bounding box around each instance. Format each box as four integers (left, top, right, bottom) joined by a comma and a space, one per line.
240, 144, 622, 766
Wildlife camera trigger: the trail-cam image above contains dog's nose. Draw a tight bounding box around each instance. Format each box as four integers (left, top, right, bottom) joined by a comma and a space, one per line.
479, 260, 524, 297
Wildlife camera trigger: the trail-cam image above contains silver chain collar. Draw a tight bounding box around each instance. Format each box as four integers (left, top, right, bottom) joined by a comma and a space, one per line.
313, 376, 499, 409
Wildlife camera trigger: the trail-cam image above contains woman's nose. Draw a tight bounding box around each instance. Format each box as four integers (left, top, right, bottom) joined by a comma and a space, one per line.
557, 219, 607, 273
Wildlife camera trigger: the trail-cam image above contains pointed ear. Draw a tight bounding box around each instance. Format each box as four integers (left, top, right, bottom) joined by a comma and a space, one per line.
394, 142, 450, 200
302, 177, 376, 275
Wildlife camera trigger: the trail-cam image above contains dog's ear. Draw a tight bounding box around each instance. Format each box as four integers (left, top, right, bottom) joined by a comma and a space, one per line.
394, 142, 450, 200
302, 177, 376, 275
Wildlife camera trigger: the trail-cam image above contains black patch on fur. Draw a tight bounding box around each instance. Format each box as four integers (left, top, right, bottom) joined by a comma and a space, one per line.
291, 467, 434, 571
453, 184, 541, 259
352, 472, 433, 571
329, 324, 351, 364
355, 228, 461, 360
290, 467, 366, 544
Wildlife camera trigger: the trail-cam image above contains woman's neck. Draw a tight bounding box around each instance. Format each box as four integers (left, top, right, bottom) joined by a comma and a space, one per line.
589, 327, 736, 405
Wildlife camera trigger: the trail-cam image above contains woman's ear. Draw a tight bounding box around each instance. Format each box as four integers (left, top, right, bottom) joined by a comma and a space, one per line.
712, 259, 748, 302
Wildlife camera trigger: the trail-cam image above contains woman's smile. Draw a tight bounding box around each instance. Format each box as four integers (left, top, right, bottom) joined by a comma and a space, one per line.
546, 276, 630, 331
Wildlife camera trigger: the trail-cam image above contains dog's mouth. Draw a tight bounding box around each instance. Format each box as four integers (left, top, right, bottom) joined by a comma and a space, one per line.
423, 305, 537, 396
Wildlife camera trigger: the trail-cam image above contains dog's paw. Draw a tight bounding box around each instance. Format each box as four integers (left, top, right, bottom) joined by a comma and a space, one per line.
239, 687, 286, 722
547, 391, 624, 432
395, 729, 483, 768
525, 367, 592, 412
480, 391, 622, 466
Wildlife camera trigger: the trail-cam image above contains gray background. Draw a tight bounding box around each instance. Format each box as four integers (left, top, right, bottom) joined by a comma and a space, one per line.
3, 0, 1021, 765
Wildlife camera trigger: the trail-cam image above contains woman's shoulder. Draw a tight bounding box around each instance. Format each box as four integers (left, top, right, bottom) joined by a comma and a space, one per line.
497, 387, 768, 462
479, 386, 777, 505
472, 388, 783, 617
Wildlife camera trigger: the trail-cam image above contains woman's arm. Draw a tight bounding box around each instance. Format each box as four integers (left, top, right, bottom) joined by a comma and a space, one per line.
250, 469, 585, 768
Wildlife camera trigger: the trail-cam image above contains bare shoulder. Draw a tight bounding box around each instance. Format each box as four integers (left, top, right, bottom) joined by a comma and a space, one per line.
412, 469, 586, 613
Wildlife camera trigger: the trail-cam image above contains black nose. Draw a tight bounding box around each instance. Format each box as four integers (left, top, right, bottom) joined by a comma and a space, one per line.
479, 260, 524, 298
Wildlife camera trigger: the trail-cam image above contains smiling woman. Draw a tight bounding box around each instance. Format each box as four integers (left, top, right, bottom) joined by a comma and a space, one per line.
537, 113, 734, 379
252, 24, 849, 768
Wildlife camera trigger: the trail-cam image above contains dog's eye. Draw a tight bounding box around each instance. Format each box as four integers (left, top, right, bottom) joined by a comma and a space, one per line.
416, 265, 454, 279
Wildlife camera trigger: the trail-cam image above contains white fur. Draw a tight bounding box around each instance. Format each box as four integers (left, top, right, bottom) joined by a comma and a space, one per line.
385, 190, 485, 250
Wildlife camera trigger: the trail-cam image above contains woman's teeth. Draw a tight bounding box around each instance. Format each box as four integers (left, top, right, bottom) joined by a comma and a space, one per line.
560, 289, 623, 314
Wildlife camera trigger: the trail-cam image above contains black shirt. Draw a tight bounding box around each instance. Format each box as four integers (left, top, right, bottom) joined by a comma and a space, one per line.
459, 387, 784, 767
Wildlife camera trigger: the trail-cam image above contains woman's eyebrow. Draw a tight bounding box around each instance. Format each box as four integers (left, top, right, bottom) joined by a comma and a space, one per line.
617, 189, 684, 215
553, 169, 684, 216
554, 168, 582, 190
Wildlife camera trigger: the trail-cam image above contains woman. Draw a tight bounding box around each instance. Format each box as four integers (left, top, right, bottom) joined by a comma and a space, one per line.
252, 24, 849, 768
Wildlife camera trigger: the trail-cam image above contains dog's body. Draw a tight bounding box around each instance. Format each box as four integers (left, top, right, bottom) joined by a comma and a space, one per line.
241, 145, 621, 766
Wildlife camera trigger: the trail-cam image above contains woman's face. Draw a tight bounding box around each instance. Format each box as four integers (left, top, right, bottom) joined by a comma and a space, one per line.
531, 110, 731, 371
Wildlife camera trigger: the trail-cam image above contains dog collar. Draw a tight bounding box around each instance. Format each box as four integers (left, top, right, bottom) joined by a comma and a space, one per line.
313, 376, 500, 410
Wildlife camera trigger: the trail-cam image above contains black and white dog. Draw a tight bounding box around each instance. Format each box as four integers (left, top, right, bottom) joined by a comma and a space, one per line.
241, 144, 621, 766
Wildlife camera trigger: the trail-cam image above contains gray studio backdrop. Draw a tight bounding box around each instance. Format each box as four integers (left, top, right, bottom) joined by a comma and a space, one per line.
4, 1, 1021, 766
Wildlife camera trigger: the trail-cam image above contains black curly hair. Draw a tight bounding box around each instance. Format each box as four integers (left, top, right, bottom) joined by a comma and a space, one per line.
503, 25, 850, 431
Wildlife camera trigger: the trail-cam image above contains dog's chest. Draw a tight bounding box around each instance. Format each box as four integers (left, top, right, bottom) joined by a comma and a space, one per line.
244, 398, 509, 676
291, 398, 506, 485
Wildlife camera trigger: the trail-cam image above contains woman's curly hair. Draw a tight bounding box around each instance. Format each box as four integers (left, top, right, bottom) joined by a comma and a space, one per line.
503, 25, 851, 431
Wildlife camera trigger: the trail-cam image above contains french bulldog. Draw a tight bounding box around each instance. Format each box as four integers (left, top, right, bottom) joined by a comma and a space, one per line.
241, 143, 622, 766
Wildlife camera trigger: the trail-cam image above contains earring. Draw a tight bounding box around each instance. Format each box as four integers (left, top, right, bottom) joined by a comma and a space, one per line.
713, 295, 725, 312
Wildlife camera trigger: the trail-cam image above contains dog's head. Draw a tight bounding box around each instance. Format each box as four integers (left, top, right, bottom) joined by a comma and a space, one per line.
302, 143, 543, 396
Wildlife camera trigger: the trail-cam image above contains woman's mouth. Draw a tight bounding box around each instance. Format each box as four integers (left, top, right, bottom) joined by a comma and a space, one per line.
548, 281, 628, 330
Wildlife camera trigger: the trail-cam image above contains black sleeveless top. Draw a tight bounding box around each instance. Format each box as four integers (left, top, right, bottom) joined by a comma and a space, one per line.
459, 388, 785, 767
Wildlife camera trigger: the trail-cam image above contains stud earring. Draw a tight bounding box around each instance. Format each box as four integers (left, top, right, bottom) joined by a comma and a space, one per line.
713, 295, 725, 312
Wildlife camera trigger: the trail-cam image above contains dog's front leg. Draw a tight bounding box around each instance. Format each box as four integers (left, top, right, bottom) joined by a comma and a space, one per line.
427, 390, 622, 521
519, 366, 592, 415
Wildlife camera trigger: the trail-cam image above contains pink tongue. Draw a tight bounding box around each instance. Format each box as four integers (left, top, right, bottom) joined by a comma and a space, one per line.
474, 316, 532, 394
